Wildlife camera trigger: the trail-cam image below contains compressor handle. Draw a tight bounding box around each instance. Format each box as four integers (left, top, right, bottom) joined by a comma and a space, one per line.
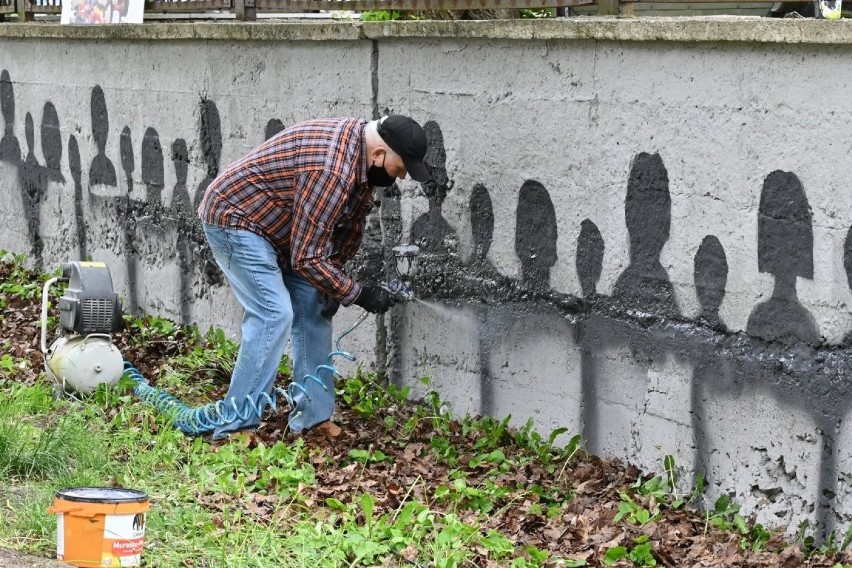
80, 334, 114, 348
40, 277, 60, 355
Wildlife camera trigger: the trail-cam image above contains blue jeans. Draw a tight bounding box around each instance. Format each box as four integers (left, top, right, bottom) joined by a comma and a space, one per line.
202, 224, 334, 439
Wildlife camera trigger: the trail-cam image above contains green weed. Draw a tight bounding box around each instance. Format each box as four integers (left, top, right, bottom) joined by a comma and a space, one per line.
0, 253, 42, 299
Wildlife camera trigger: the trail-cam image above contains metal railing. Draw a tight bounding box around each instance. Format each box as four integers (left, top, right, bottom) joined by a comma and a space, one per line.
0, 0, 807, 22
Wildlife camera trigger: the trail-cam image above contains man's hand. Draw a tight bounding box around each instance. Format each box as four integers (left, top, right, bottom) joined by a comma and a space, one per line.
354, 285, 396, 314
320, 294, 340, 319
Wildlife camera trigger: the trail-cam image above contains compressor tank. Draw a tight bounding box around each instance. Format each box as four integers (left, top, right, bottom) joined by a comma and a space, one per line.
46, 335, 124, 394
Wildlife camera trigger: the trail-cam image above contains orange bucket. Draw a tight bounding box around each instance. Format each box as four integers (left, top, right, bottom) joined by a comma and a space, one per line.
47, 487, 150, 567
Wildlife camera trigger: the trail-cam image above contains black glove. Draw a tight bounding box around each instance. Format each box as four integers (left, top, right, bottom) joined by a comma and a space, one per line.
354, 285, 395, 314
320, 294, 340, 319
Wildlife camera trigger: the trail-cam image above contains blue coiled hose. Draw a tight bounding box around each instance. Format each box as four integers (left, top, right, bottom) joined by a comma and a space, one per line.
124, 310, 370, 436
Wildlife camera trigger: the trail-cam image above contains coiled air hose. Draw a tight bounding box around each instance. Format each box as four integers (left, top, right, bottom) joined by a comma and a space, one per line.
124, 310, 370, 435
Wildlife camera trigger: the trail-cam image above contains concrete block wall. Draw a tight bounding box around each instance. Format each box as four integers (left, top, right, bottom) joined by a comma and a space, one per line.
1, 18, 851, 535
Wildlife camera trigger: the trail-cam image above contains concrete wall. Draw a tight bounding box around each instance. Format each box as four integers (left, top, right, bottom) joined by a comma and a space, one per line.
2, 18, 852, 535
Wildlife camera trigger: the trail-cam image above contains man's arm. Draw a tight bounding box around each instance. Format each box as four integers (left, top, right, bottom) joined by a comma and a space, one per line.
334, 197, 374, 264
290, 170, 362, 306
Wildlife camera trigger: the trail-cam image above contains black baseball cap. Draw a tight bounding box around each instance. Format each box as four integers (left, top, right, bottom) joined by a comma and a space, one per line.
377, 115, 432, 182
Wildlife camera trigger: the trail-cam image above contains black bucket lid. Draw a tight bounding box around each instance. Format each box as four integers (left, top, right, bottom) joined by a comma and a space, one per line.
56, 487, 149, 504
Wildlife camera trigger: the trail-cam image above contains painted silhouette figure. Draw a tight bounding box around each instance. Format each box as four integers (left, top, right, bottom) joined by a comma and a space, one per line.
470, 183, 494, 267
0, 70, 20, 163
172, 138, 194, 325
27, 102, 65, 267
265, 118, 285, 141
195, 100, 224, 286
576, 218, 605, 449
576, 219, 605, 298
41, 102, 64, 185
19, 112, 44, 268
196, 99, 221, 209
746, 170, 819, 345
119, 125, 139, 314
691, 234, 729, 486
141, 127, 164, 205
470, 184, 497, 415
694, 235, 728, 329
120, 125, 134, 191
612, 152, 680, 317
69, 135, 87, 261
171, 138, 191, 217
411, 121, 454, 254
89, 86, 117, 187
515, 180, 558, 291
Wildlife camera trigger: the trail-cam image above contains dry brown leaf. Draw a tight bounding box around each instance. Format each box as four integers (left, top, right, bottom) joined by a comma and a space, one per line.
313, 420, 342, 438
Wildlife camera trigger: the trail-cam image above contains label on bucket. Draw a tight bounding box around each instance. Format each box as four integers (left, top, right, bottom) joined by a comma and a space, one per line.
56, 514, 65, 558
101, 513, 146, 566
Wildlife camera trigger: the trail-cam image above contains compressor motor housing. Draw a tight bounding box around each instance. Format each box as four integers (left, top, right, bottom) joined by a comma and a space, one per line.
43, 262, 124, 395
58, 262, 123, 335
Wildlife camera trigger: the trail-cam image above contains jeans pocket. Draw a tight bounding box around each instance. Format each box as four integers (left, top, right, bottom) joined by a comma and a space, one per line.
204, 225, 235, 269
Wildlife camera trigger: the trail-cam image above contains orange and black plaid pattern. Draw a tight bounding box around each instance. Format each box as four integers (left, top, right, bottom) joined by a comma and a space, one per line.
197, 117, 372, 306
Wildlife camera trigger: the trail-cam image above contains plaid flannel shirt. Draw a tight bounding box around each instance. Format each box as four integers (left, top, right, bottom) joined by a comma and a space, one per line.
197, 117, 372, 306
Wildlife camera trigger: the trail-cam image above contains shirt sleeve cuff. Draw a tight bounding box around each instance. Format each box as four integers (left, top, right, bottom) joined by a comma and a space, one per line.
340, 280, 361, 307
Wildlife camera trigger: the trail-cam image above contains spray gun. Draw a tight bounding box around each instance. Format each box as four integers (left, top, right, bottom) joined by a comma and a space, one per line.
385, 244, 420, 301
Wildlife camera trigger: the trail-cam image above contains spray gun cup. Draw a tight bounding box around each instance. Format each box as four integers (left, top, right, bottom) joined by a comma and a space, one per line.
390, 244, 420, 301
392, 244, 420, 280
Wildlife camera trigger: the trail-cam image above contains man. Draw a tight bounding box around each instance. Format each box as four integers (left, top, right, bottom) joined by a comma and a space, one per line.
197, 115, 431, 440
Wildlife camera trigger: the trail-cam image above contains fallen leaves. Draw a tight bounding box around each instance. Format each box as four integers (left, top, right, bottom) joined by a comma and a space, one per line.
4, 259, 852, 567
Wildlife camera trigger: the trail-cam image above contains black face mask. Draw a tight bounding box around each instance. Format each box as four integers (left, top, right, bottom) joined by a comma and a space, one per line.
367, 154, 396, 187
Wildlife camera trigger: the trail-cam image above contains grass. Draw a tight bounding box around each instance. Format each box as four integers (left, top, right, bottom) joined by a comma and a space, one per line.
4, 251, 852, 567
0, 368, 552, 566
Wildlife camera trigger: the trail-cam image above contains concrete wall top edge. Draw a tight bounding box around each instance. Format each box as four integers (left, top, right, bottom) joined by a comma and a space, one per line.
2, 17, 852, 44
0, 20, 364, 41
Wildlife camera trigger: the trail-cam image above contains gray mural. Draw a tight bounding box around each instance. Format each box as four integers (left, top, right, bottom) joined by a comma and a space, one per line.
4, 70, 852, 538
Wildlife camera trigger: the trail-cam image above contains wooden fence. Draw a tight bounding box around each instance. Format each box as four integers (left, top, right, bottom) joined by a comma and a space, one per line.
1, 0, 806, 22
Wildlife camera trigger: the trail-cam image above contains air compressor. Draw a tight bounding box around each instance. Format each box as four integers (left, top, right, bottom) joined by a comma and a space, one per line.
40, 261, 124, 395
